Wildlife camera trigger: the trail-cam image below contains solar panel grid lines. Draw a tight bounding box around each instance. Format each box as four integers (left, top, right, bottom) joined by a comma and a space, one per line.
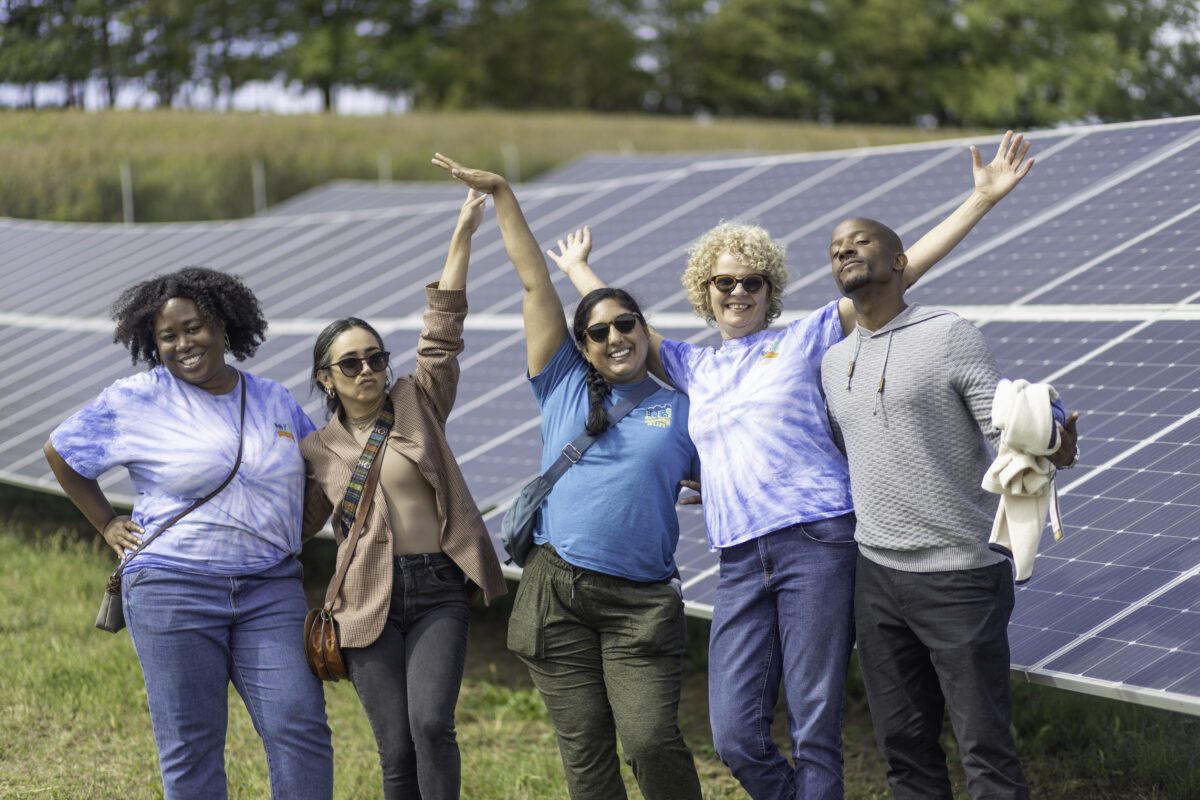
913, 126, 1200, 302
5, 115, 1200, 713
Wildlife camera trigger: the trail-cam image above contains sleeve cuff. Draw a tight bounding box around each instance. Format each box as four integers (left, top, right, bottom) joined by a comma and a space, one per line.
425, 283, 467, 311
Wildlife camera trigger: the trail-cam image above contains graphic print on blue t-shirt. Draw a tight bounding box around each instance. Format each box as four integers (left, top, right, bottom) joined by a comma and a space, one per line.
529, 338, 699, 582
659, 300, 854, 550
50, 368, 316, 575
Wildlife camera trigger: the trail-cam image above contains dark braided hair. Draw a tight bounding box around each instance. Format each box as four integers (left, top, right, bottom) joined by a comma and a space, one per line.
311, 317, 387, 418
111, 267, 267, 365
572, 288, 647, 436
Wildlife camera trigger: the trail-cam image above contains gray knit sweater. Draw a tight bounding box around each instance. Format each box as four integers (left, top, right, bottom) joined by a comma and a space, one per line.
821, 304, 1007, 573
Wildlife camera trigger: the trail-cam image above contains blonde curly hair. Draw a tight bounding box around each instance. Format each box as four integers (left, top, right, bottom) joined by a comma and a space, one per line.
682, 223, 788, 326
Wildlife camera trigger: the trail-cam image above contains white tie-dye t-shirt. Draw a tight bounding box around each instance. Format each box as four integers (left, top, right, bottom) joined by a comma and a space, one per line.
659, 300, 853, 550
50, 367, 316, 575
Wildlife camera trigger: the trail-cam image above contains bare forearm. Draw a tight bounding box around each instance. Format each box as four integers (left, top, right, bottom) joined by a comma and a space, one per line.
903, 191, 994, 286
492, 184, 550, 290
43, 442, 117, 533
438, 227, 473, 290
561, 260, 607, 296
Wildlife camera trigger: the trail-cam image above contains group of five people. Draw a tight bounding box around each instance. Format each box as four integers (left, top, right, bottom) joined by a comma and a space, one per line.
46, 132, 1077, 800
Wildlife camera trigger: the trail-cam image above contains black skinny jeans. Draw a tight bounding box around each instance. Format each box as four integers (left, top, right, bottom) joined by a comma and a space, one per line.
343, 552, 470, 800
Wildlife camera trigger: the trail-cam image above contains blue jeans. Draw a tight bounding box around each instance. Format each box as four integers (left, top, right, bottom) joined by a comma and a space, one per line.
708, 515, 858, 800
122, 559, 333, 800
343, 553, 470, 800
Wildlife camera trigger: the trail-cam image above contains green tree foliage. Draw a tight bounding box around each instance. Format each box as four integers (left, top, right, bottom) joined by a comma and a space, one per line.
0, 0, 1197, 124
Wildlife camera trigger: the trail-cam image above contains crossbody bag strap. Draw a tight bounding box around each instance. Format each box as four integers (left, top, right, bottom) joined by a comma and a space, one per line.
323, 398, 395, 610
542, 378, 660, 485
107, 372, 247, 588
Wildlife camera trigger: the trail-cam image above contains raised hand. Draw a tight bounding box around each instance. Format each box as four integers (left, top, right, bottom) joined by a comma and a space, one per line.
456, 189, 487, 235
971, 131, 1034, 205
431, 153, 507, 194
546, 227, 592, 275
101, 515, 144, 559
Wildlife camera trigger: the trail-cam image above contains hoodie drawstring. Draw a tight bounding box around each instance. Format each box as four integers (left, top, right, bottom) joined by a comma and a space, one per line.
846, 332, 863, 390
873, 331, 894, 416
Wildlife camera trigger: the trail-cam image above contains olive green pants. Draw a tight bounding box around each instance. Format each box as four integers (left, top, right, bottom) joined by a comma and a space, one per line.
507, 545, 702, 800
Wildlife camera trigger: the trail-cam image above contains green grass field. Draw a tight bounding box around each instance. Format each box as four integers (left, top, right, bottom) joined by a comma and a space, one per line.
0, 110, 977, 223
2, 491, 1198, 799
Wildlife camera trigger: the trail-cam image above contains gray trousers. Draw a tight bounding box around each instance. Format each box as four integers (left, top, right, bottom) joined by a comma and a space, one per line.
507, 545, 703, 800
855, 554, 1030, 800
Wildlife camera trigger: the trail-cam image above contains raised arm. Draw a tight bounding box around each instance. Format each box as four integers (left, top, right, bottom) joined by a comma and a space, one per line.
547, 227, 671, 385
438, 189, 487, 291
905, 130, 1033, 282
432, 153, 566, 376
836, 131, 1035, 334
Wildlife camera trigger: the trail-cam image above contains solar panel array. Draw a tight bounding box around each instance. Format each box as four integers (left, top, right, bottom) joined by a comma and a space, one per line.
2, 116, 1198, 715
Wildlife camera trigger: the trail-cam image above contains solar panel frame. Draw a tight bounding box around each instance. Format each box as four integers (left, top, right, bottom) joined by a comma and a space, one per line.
4, 115, 1200, 715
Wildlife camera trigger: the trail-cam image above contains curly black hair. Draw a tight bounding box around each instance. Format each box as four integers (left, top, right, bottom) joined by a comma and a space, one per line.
110, 267, 268, 365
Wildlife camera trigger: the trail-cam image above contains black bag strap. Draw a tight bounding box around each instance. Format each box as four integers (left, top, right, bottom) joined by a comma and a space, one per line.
542, 378, 659, 485
105, 372, 247, 590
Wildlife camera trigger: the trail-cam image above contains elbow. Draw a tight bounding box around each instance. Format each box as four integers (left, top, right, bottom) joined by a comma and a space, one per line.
42, 440, 57, 466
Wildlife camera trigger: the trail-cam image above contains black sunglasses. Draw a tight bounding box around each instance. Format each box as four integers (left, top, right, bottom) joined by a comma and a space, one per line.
322, 351, 390, 377
584, 313, 641, 344
708, 274, 770, 294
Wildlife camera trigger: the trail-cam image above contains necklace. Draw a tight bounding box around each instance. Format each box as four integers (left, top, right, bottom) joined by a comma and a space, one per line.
347, 411, 379, 432
346, 399, 385, 432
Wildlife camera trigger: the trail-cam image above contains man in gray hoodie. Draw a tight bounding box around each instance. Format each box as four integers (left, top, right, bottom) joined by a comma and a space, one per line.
820, 217, 1078, 800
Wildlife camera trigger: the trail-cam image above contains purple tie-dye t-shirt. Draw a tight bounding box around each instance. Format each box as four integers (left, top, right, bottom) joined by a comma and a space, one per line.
50, 367, 316, 575
659, 300, 853, 550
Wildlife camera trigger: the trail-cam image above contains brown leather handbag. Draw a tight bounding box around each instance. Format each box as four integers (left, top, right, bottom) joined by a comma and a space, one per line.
303, 409, 390, 681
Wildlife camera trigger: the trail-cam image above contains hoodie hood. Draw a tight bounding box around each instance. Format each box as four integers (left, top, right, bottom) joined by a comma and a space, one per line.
860, 303, 954, 338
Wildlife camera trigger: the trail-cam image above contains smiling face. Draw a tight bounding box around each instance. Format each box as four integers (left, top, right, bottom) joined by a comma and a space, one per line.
154, 297, 231, 392
829, 218, 906, 296
709, 251, 771, 340
318, 326, 388, 412
581, 298, 650, 384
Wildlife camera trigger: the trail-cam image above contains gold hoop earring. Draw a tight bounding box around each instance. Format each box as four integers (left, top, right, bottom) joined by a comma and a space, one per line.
224, 333, 232, 350
324, 386, 335, 398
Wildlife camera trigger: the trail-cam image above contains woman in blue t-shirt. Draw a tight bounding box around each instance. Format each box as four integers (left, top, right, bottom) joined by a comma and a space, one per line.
433, 154, 704, 800
44, 268, 332, 800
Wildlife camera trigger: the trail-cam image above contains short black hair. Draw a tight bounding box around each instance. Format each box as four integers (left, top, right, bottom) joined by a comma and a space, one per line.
110, 267, 267, 366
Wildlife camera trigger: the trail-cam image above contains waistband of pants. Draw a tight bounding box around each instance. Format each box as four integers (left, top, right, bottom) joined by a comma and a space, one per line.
393, 551, 456, 570
535, 544, 676, 589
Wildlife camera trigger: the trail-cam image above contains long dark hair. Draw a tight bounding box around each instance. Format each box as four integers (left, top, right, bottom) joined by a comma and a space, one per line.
310, 317, 387, 417
572, 288, 647, 436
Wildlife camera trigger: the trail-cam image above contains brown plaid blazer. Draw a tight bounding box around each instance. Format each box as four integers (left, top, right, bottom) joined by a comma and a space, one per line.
300, 285, 507, 648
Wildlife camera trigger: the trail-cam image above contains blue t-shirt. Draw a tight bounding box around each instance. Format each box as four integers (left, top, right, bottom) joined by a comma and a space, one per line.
50, 367, 316, 576
530, 338, 699, 582
659, 300, 853, 550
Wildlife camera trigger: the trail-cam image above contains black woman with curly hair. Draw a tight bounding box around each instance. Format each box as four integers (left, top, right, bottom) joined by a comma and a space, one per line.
43, 267, 333, 800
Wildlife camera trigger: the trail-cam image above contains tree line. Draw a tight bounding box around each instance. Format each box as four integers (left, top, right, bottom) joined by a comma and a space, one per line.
2, 0, 1198, 127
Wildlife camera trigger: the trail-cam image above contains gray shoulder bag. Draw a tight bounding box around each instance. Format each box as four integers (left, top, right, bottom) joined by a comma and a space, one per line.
95, 373, 247, 633
501, 378, 659, 567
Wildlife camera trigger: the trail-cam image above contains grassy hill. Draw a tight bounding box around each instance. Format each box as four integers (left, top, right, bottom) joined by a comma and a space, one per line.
0, 110, 975, 222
